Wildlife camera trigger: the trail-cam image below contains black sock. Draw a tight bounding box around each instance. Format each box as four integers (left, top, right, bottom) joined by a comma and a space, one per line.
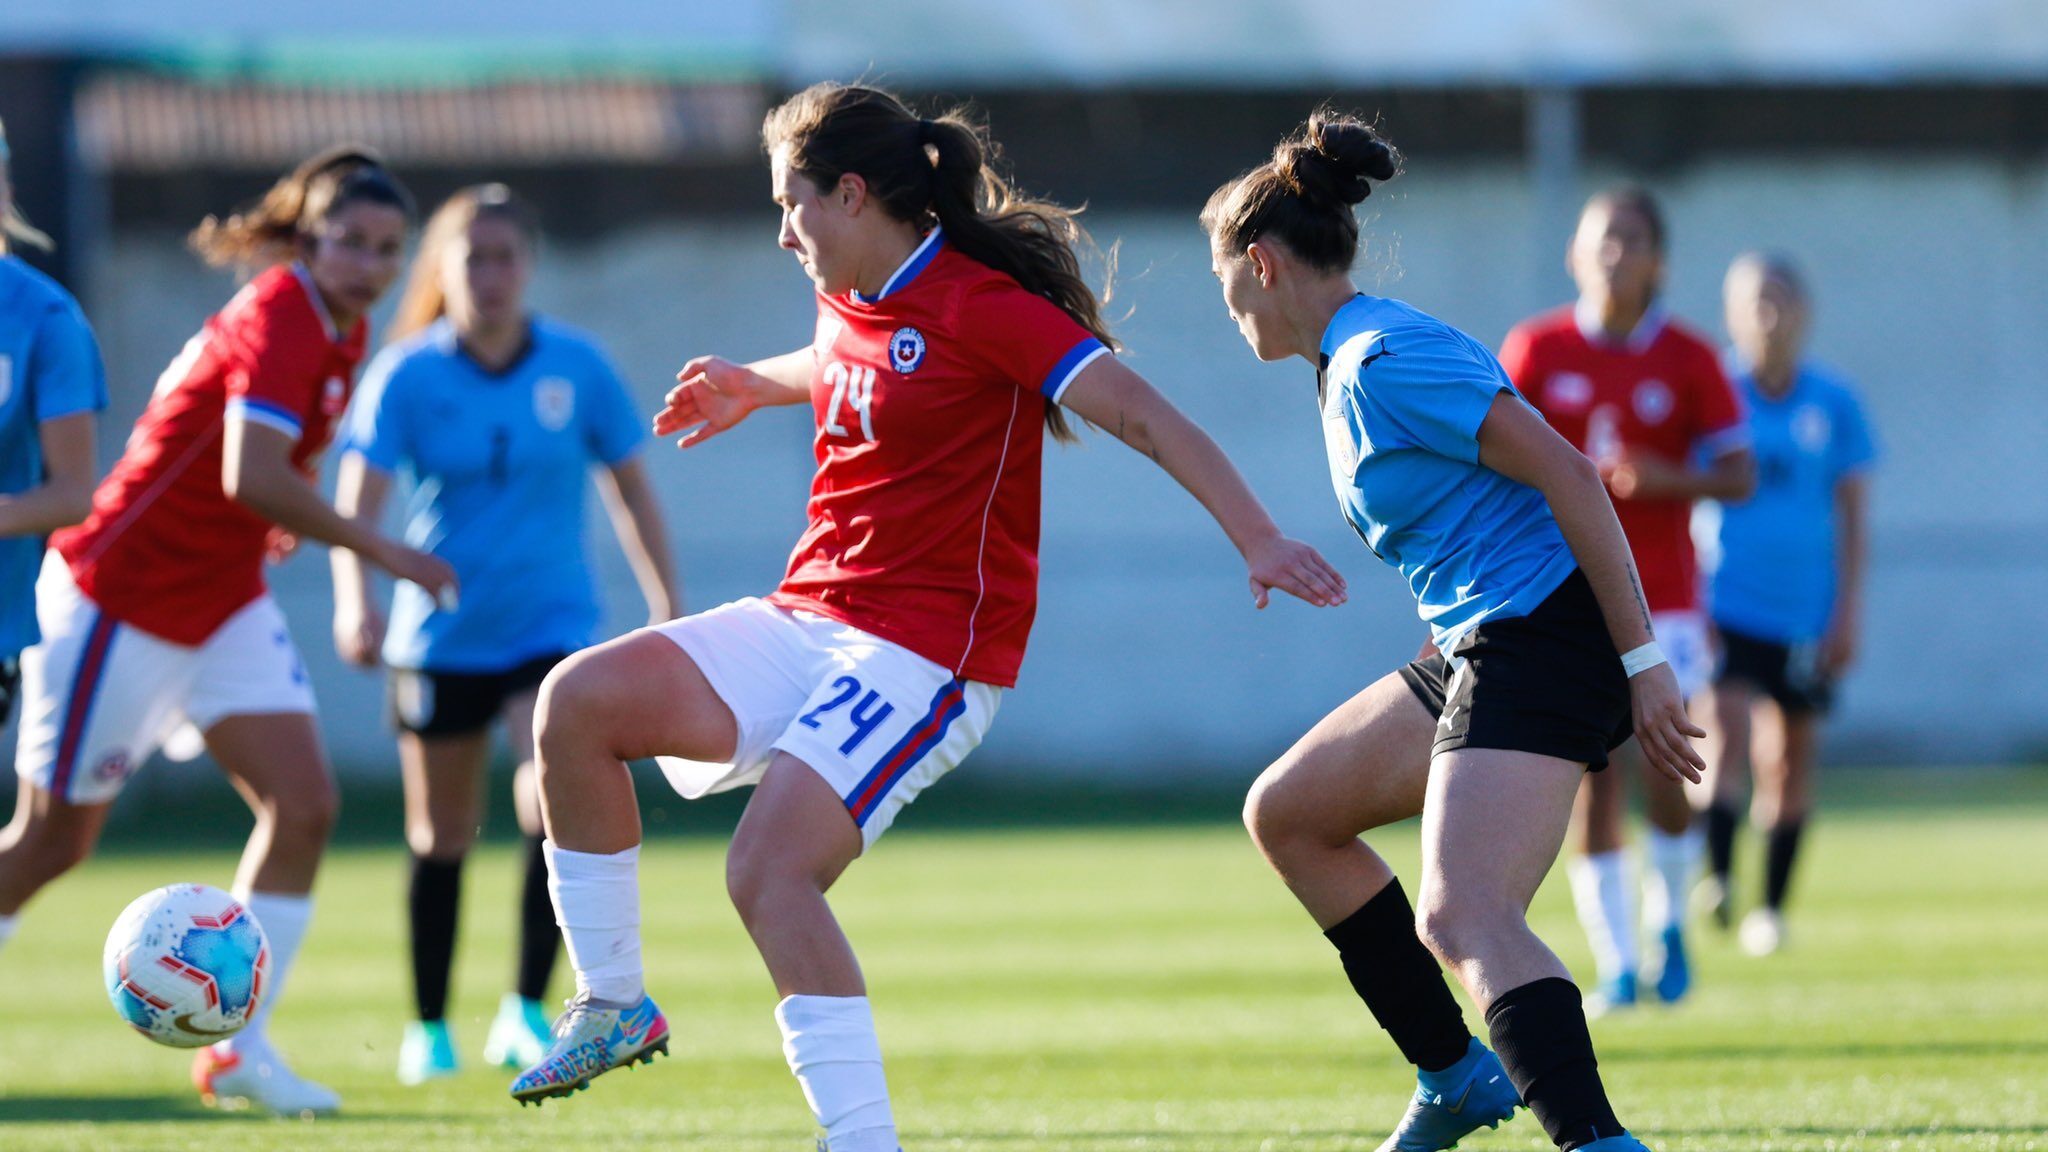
1485, 977, 1624, 1151
1705, 801, 1740, 885
1322, 878, 1473, 1072
515, 835, 560, 1002
1763, 817, 1806, 912
408, 853, 464, 1023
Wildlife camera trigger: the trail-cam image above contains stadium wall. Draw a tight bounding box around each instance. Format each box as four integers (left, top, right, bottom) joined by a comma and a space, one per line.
11, 152, 2041, 788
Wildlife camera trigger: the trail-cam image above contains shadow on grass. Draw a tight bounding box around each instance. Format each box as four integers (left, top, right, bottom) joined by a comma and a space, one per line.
1611, 1037, 2048, 1063
0, 1094, 394, 1124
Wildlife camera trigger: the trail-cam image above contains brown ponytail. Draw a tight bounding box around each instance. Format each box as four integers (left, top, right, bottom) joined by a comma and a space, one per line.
764, 82, 1117, 444
188, 143, 414, 271
387, 183, 540, 344
1202, 108, 1401, 273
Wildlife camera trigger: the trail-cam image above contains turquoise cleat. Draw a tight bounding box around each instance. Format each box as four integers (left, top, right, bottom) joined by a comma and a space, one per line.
1373, 1038, 1522, 1151
1586, 971, 1639, 1017
398, 1019, 459, 1085
1650, 925, 1691, 1003
509, 991, 669, 1106
483, 993, 554, 1069
1579, 1133, 1654, 1151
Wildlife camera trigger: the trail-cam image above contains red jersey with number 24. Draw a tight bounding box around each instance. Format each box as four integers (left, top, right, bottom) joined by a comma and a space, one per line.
767, 230, 1108, 688
1499, 305, 1747, 613
53, 263, 366, 645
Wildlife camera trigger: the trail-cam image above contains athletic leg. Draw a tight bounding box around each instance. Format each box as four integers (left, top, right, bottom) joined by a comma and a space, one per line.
1743, 699, 1814, 954
0, 776, 114, 929
397, 726, 489, 1082
1639, 746, 1700, 1003
1417, 748, 1633, 1151
728, 753, 889, 1152
1692, 679, 1755, 930
1566, 761, 1636, 1008
487, 687, 559, 1068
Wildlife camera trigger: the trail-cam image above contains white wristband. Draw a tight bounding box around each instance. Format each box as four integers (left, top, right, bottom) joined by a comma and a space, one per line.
1620, 641, 1667, 678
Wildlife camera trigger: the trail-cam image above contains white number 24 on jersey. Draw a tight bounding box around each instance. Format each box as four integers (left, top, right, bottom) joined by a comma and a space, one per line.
822, 361, 877, 442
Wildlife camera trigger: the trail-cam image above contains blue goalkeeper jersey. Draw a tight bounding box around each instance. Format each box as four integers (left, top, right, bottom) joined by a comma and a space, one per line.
342, 316, 646, 672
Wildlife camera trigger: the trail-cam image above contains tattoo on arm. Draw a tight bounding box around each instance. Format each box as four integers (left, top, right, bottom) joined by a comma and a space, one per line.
1630, 569, 1653, 633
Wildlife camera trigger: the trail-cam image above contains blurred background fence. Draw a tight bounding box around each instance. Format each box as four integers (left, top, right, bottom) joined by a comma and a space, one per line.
5, 2, 2047, 788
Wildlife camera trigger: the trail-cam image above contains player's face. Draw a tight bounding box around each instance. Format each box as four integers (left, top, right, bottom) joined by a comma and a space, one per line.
771, 147, 854, 295
1570, 200, 1662, 311
1725, 264, 1807, 367
303, 200, 409, 326
446, 214, 532, 331
1211, 241, 1284, 361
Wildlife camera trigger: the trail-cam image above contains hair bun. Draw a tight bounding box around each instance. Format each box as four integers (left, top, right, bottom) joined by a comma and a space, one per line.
1281, 115, 1399, 208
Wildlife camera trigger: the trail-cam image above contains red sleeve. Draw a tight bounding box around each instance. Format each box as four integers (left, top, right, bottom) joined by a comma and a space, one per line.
1686, 342, 1749, 456
959, 281, 1109, 403
1497, 322, 1541, 392
220, 290, 325, 439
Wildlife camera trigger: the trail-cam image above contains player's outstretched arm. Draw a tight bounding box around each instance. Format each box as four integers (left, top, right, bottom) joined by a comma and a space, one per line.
1474, 391, 1704, 784
1058, 355, 1347, 610
223, 415, 457, 602
328, 450, 392, 666
0, 412, 94, 539
656, 348, 815, 448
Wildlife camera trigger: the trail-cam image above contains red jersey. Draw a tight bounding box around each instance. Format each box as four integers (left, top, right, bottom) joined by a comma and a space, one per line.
1499, 303, 1747, 613
54, 264, 365, 645
767, 230, 1107, 687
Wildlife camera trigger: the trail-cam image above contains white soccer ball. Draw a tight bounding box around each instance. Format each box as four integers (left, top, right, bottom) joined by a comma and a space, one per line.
103, 883, 270, 1048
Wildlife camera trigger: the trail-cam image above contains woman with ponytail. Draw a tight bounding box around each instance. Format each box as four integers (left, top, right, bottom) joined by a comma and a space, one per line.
330, 184, 677, 1084
1, 144, 454, 1116
507, 82, 1347, 1150
1215, 112, 1688, 1152
0, 113, 106, 773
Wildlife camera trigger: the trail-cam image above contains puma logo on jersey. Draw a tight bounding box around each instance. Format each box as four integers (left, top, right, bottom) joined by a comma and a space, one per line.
1361, 341, 1398, 371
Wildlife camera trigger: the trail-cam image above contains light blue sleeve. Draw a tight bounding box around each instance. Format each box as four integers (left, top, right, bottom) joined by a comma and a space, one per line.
1355, 328, 1511, 465
30, 299, 108, 421
1833, 383, 1878, 477
342, 347, 411, 474
583, 347, 645, 466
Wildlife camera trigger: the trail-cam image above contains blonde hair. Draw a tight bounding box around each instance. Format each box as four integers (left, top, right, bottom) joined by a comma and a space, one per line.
0, 115, 56, 255
387, 183, 539, 344
188, 143, 413, 270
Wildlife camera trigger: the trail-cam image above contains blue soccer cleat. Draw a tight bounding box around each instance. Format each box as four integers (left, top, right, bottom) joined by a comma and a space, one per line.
508, 990, 669, 1106
1585, 971, 1638, 1017
1650, 925, 1691, 1004
398, 1019, 459, 1085
1578, 1133, 1654, 1151
1374, 1038, 1522, 1151
483, 993, 554, 1069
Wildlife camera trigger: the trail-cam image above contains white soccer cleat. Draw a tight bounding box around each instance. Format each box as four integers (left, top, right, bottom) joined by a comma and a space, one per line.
1740, 908, 1785, 957
193, 1040, 340, 1116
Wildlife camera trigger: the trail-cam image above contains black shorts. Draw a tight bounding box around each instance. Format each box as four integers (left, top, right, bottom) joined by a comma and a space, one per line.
1400, 570, 1634, 770
1714, 625, 1833, 715
1, 656, 19, 728
388, 653, 568, 738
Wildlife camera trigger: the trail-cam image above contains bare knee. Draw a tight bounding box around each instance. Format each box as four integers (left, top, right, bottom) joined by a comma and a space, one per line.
1242, 762, 1346, 858
270, 780, 340, 845
27, 822, 98, 882
405, 816, 472, 861
1414, 890, 1507, 970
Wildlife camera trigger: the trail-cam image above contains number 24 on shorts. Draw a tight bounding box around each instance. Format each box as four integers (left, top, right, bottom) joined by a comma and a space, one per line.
798, 676, 897, 756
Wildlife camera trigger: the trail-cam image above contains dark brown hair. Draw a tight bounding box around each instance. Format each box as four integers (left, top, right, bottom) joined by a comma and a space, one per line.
188, 143, 414, 270
764, 82, 1117, 443
1202, 109, 1400, 274
388, 183, 541, 343
1584, 183, 1667, 253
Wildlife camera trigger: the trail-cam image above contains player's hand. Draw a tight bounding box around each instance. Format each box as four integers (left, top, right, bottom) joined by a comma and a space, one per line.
374, 541, 460, 608
333, 603, 386, 668
1601, 449, 1685, 501
1821, 613, 1859, 676
263, 527, 299, 565
1244, 535, 1348, 609
656, 356, 762, 448
1629, 661, 1705, 784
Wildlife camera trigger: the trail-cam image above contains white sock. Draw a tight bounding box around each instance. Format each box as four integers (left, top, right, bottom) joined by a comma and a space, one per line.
0, 913, 17, 952
776, 994, 897, 1152
1644, 826, 1704, 933
231, 890, 313, 1055
545, 841, 644, 1004
1568, 850, 1638, 984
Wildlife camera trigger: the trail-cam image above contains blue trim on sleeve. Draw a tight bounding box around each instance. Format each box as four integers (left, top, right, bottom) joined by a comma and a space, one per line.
229, 396, 303, 439
1041, 338, 1108, 402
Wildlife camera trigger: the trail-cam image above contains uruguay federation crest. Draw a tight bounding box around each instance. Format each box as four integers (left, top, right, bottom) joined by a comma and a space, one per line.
534, 376, 576, 431
889, 327, 928, 374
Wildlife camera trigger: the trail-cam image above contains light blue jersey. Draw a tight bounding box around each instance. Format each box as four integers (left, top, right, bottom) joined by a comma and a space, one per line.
1320, 294, 1579, 651
1708, 362, 1876, 642
1, 255, 107, 657
343, 317, 646, 672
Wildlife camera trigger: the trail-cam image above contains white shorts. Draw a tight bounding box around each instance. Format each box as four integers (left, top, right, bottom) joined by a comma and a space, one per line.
649, 597, 1001, 851
1652, 609, 1712, 701
15, 554, 316, 805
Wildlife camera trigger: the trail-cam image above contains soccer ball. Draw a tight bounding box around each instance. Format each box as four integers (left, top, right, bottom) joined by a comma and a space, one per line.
103, 884, 270, 1048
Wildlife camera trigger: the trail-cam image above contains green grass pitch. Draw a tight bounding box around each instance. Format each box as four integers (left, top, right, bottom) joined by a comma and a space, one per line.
2, 770, 2045, 1150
